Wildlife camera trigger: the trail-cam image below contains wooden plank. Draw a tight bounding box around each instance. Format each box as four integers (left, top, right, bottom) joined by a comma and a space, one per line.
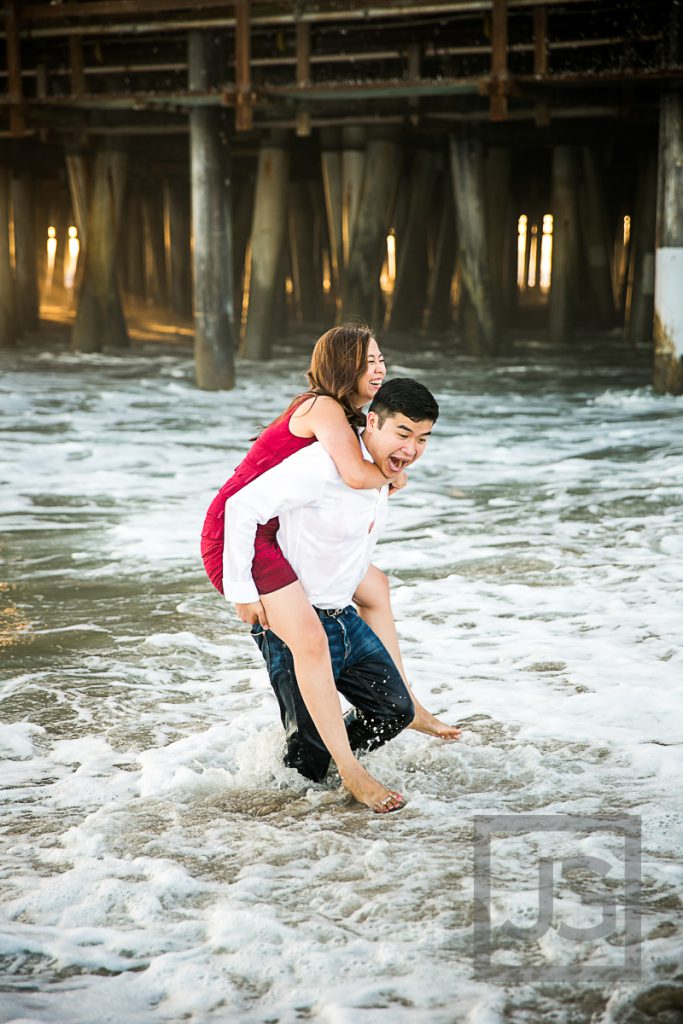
235, 0, 252, 132
20, 0, 603, 22
18, 0, 603, 38
21, 0, 233, 19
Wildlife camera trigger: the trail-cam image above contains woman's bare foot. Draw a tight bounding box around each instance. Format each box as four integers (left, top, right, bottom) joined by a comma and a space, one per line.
340, 763, 406, 814
409, 707, 462, 741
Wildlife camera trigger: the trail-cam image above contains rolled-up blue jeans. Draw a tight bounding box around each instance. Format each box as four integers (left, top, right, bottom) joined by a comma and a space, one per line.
252, 605, 414, 782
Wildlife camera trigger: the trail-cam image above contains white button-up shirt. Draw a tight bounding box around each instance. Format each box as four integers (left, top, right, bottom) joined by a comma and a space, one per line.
222, 439, 388, 608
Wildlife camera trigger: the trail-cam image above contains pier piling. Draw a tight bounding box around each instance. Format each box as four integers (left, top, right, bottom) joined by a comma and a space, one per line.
189, 30, 235, 388
548, 146, 580, 348
341, 133, 401, 323
654, 91, 683, 394
71, 144, 128, 353
0, 163, 16, 346
449, 135, 496, 356
11, 168, 39, 337
242, 135, 289, 360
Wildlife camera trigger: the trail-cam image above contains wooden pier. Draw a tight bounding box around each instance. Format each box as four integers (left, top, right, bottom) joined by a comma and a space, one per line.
1, 0, 682, 392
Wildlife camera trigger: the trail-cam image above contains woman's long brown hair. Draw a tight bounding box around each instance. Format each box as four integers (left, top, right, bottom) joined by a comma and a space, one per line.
261, 322, 374, 435
304, 322, 374, 429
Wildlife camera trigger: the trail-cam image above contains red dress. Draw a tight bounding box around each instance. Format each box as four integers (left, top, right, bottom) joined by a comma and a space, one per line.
201, 401, 316, 596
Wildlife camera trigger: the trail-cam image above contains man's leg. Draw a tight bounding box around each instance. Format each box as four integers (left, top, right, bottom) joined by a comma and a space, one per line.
251, 625, 331, 783
322, 607, 415, 754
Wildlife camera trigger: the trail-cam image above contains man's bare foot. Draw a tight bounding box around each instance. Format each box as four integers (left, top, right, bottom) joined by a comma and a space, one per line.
409, 707, 462, 741
340, 763, 406, 814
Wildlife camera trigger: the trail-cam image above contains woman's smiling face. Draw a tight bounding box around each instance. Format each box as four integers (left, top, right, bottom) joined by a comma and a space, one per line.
351, 337, 386, 407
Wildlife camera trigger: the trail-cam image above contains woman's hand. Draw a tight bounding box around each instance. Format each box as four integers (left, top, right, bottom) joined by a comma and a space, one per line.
388, 470, 408, 495
234, 600, 269, 630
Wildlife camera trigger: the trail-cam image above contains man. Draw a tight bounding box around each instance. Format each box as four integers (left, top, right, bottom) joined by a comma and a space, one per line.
223, 378, 459, 811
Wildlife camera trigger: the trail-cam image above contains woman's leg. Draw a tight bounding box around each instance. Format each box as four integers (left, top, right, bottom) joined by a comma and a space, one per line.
260, 580, 405, 811
353, 565, 462, 740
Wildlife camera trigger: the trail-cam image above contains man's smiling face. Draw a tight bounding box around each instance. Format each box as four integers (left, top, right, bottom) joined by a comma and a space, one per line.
363, 410, 434, 477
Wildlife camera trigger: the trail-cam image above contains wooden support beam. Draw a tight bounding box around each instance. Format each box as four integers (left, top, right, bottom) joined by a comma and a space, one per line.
71, 144, 129, 352
65, 152, 90, 249
296, 21, 312, 138
533, 5, 550, 126
654, 90, 683, 394
388, 149, 439, 331
11, 169, 40, 336
69, 35, 86, 97
341, 125, 366, 269
0, 164, 17, 347
341, 133, 401, 324
625, 151, 656, 346
449, 135, 497, 355
165, 178, 192, 318
580, 147, 615, 328
289, 180, 318, 321
19, 0, 604, 29
141, 188, 167, 307
124, 183, 146, 299
242, 137, 289, 359
424, 169, 457, 332
490, 0, 508, 121
189, 30, 235, 387
320, 130, 343, 301
234, 0, 252, 132
548, 145, 580, 347
484, 146, 512, 344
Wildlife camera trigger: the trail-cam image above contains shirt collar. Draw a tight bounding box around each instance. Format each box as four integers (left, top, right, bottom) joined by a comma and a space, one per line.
359, 432, 373, 463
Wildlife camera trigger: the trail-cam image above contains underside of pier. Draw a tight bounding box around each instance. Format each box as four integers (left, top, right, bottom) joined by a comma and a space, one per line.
1, 0, 682, 391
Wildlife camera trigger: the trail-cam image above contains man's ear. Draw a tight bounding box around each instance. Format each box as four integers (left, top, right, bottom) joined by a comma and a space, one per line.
366, 411, 379, 432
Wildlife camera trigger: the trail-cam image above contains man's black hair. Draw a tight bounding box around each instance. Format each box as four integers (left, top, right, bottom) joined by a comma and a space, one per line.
368, 377, 439, 425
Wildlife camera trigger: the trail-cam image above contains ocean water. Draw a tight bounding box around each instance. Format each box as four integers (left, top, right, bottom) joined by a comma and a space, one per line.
1, 337, 682, 1024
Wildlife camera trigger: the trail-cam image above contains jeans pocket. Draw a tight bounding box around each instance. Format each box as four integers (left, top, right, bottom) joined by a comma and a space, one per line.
251, 625, 270, 666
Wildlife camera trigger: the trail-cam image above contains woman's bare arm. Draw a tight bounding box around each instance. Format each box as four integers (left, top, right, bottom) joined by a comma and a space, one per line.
294, 396, 392, 489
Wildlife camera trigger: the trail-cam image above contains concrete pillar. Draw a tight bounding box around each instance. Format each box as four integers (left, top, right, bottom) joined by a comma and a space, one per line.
449, 135, 496, 356
189, 30, 235, 389
424, 169, 456, 332
289, 179, 318, 323
242, 137, 289, 360
625, 152, 657, 348
320, 129, 343, 298
580, 147, 615, 328
71, 144, 129, 352
389, 149, 439, 331
549, 145, 580, 347
0, 164, 17, 346
654, 91, 683, 394
11, 169, 40, 337
341, 134, 401, 324
341, 126, 366, 268
165, 177, 192, 319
